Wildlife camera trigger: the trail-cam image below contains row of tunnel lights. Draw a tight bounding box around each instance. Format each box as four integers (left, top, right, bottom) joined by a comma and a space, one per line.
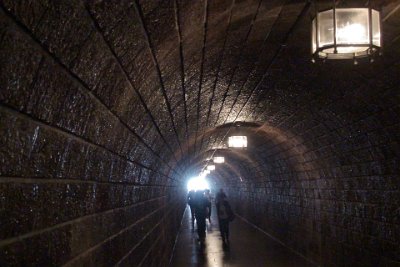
201, 135, 247, 175
187, 135, 248, 191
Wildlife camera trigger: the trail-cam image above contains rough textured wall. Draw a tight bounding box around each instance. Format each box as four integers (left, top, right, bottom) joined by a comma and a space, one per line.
223, 47, 400, 267
1, 0, 400, 266
202, 2, 400, 265
0, 2, 186, 266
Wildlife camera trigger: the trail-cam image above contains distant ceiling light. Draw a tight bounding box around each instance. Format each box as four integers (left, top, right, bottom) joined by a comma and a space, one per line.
204, 170, 211, 175
207, 165, 215, 171
213, 156, 225, 164
228, 136, 247, 148
312, 6, 381, 62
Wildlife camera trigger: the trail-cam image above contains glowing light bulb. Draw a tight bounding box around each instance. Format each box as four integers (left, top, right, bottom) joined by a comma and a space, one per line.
337, 23, 367, 43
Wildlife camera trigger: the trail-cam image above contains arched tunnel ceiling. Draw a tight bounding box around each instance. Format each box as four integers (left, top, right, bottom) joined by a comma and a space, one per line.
1, 1, 400, 265
85, 0, 400, 180
2, 0, 400, 183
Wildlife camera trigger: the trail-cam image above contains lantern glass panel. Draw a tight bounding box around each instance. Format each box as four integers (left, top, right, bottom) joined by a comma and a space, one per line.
312, 19, 317, 53
318, 10, 334, 47
336, 9, 369, 45
372, 9, 380, 47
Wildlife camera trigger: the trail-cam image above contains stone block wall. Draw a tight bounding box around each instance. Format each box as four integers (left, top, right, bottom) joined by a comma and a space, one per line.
0, 2, 186, 266
226, 61, 400, 266
1, 0, 399, 266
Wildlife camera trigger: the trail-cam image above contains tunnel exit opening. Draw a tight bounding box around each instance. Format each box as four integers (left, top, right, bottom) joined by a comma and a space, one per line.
187, 176, 210, 192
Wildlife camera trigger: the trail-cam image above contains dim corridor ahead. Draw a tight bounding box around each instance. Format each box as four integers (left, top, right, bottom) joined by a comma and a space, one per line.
1, 0, 400, 265
170, 205, 315, 267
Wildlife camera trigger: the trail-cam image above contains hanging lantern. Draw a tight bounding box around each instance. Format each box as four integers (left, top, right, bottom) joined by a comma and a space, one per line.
213, 156, 225, 164
312, 5, 381, 62
228, 136, 247, 148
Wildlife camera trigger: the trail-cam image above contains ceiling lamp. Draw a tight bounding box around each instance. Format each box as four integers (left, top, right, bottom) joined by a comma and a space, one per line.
228, 136, 247, 148
213, 156, 225, 164
312, 5, 381, 63
207, 165, 215, 171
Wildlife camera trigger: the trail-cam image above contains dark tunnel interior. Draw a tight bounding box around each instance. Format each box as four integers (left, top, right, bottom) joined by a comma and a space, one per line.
0, 0, 399, 266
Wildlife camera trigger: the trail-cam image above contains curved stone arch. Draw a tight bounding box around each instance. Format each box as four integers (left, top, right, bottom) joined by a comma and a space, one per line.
250, 123, 319, 178
177, 121, 318, 185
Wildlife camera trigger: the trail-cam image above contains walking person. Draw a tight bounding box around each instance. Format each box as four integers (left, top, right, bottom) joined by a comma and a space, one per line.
204, 189, 212, 223
193, 190, 208, 244
215, 188, 227, 207
216, 194, 234, 246
187, 190, 196, 227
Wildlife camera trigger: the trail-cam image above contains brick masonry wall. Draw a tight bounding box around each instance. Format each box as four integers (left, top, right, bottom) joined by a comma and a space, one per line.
226, 62, 400, 266
1, 0, 399, 266
0, 2, 186, 266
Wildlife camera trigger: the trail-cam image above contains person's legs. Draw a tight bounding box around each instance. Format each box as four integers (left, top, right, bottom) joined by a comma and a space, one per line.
197, 218, 206, 241
189, 205, 195, 226
225, 220, 230, 243
218, 220, 223, 237
219, 219, 228, 243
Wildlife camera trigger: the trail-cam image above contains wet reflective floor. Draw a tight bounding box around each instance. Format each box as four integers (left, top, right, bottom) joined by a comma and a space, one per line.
170, 206, 315, 267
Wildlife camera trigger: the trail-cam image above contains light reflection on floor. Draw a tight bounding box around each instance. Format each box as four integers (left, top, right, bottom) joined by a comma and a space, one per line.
170, 205, 314, 267
192, 208, 228, 267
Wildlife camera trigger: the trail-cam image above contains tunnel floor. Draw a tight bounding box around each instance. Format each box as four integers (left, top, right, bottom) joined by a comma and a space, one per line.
170, 205, 315, 267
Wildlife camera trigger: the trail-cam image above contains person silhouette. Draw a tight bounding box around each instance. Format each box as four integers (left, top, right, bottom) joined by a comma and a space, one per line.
204, 189, 212, 223
187, 189, 196, 227
216, 194, 234, 246
193, 190, 208, 244
215, 188, 226, 207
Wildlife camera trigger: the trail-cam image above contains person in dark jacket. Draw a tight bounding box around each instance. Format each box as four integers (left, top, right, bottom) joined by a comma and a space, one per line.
216, 194, 234, 245
215, 188, 227, 207
204, 189, 212, 223
193, 190, 208, 243
187, 190, 196, 227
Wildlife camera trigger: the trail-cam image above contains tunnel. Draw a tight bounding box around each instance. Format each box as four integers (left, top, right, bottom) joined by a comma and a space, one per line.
0, 0, 399, 266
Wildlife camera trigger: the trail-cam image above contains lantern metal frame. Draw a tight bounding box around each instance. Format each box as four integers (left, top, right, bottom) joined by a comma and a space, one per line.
311, 4, 382, 63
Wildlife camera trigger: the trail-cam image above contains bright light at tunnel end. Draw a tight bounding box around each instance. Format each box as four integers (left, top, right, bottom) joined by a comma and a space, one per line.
187, 176, 210, 192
